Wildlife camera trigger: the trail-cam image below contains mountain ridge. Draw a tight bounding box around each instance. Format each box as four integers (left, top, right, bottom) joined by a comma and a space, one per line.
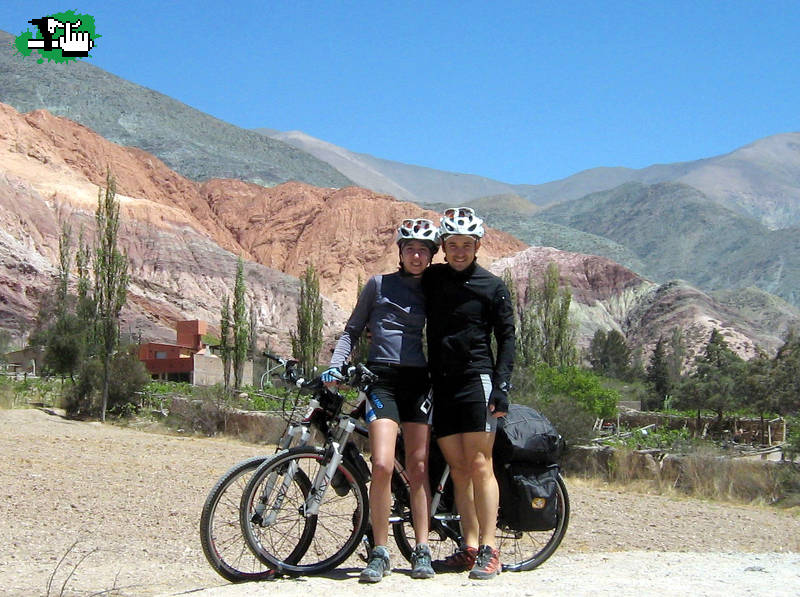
0, 30, 352, 189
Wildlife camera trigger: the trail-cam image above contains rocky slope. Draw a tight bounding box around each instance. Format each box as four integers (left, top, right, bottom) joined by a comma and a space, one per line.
0, 101, 796, 360
0, 102, 523, 349
0, 31, 352, 189
490, 247, 797, 362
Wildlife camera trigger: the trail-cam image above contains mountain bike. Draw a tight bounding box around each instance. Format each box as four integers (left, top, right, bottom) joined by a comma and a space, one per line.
239, 363, 570, 577
200, 353, 358, 582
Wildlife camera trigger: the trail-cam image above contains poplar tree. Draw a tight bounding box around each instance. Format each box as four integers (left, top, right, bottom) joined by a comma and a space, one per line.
43, 222, 84, 380
93, 172, 129, 421
527, 262, 577, 368
291, 264, 323, 377
220, 297, 231, 389
232, 257, 249, 389
646, 336, 671, 409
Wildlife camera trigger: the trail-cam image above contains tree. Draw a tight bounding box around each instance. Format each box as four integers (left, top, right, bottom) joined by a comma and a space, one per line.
42, 222, 85, 379
291, 264, 323, 377
532, 364, 618, 420
219, 296, 231, 389
646, 336, 671, 410
667, 327, 686, 382
771, 329, 800, 416
589, 329, 631, 380
75, 226, 95, 335
232, 257, 249, 389
674, 329, 744, 427
249, 302, 258, 361
737, 348, 777, 443
93, 171, 129, 421
519, 262, 577, 369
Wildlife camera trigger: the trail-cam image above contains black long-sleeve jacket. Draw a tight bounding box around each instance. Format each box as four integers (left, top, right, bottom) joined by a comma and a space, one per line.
421, 261, 515, 389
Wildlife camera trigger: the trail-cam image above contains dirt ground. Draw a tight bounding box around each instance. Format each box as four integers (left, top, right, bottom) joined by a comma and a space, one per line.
1, 408, 799, 597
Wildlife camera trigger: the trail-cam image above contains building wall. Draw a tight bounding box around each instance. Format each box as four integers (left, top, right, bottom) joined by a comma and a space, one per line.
193, 353, 253, 387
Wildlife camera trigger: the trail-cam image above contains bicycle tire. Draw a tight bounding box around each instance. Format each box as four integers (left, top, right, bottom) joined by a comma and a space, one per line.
392, 473, 570, 572
240, 446, 370, 575
200, 456, 276, 582
496, 472, 570, 571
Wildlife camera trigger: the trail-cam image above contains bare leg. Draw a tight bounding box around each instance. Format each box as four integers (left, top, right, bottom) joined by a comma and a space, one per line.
459, 431, 498, 548
368, 418, 399, 546
437, 434, 479, 548
401, 422, 431, 544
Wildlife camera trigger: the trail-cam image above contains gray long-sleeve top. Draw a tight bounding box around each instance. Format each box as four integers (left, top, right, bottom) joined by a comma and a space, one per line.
329, 271, 427, 369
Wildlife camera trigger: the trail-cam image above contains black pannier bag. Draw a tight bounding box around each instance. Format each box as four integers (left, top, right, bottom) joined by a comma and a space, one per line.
493, 404, 564, 465
493, 404, 564, 531
496, 463, 560, 531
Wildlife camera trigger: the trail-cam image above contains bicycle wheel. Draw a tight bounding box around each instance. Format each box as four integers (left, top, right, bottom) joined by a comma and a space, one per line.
496, 473, 570, 571
200, 456, 276, 582
392, 473, 570, 571
241, 446, 370, 575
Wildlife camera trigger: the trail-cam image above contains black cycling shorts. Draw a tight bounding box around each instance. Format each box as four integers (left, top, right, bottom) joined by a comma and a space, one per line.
364, 364, 432, 425
431, 373, 497, 438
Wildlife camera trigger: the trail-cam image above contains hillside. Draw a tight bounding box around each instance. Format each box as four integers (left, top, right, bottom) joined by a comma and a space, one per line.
0, 102, 523, 348
531, 182, 800, 307
0, 31, 352, 188
516, 134, 800, 229
262, 129, 524, 205
489, 247, 797, 362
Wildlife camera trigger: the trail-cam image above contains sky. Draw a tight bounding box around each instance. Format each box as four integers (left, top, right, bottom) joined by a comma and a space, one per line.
2, 1, 800, 185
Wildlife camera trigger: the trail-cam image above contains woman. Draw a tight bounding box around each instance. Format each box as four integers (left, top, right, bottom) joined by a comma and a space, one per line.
322, 217, 439, 583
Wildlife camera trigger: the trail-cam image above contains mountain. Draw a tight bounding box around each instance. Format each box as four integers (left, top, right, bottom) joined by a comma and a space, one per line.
260, 129, 528, 205
530, 182, 800, 307
490, 247, 797, 363
0, 102, 524, 350
0, 31, 352, 189
516, 134, 800, 229
263, 127, 800, 231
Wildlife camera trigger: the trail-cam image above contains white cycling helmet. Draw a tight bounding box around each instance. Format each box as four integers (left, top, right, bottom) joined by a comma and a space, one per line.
396, 218, 439, 253
438, 206, 484, 239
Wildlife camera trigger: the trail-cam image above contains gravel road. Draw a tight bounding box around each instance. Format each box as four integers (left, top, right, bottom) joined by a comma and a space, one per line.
1, 408, 798, 597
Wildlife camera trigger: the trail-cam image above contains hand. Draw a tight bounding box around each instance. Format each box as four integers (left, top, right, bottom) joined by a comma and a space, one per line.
488, 387, 509, 418
56, 20, 94, 54
321, 366, 344, 388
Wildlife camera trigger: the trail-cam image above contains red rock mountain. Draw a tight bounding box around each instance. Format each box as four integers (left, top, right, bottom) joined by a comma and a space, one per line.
0, 102, 524, 351
1, 101, 795, 363
491, 247, 795, 364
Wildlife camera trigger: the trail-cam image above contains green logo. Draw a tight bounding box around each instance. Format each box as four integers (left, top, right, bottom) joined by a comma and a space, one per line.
13, 10, 99, 64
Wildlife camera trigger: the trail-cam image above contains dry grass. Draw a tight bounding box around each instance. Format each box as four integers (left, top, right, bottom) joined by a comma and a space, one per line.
576, 446, 800, 510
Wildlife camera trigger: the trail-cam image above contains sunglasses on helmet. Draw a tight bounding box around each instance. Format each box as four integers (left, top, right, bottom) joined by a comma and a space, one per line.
400, 218, 435, 232
443, 207, 475, 219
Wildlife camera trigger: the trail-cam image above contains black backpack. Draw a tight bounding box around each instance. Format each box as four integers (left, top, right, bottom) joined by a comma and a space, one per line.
493, 404, 564, 531
493, 404, 564, 465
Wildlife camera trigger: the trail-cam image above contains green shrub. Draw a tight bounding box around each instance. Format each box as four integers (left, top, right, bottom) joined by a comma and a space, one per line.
786, 416, 800, 462
518, 392, 597, 445
65, 351, 150, 418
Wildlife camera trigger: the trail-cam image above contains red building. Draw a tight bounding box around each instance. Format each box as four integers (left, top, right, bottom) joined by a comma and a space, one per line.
138, 320, 210, 383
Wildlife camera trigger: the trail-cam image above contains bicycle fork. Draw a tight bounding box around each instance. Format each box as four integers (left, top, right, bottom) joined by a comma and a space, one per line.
305, 417, 356, 515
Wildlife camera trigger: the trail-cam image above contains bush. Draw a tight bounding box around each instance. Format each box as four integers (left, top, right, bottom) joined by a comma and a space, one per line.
785, 416, 800, 462
518, 392, 597, 446
65, 350, 150, 418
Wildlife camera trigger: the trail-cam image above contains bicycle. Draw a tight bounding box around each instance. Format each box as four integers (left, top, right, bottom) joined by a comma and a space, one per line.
239, 363, 570, 577
200, 353, 358, 582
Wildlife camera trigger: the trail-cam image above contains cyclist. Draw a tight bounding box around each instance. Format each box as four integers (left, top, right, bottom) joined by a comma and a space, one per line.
322, 217, 439, 583
421, 207, 515, 580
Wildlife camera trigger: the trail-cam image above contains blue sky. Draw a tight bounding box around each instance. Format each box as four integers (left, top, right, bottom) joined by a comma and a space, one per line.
3, 1, 800, 184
